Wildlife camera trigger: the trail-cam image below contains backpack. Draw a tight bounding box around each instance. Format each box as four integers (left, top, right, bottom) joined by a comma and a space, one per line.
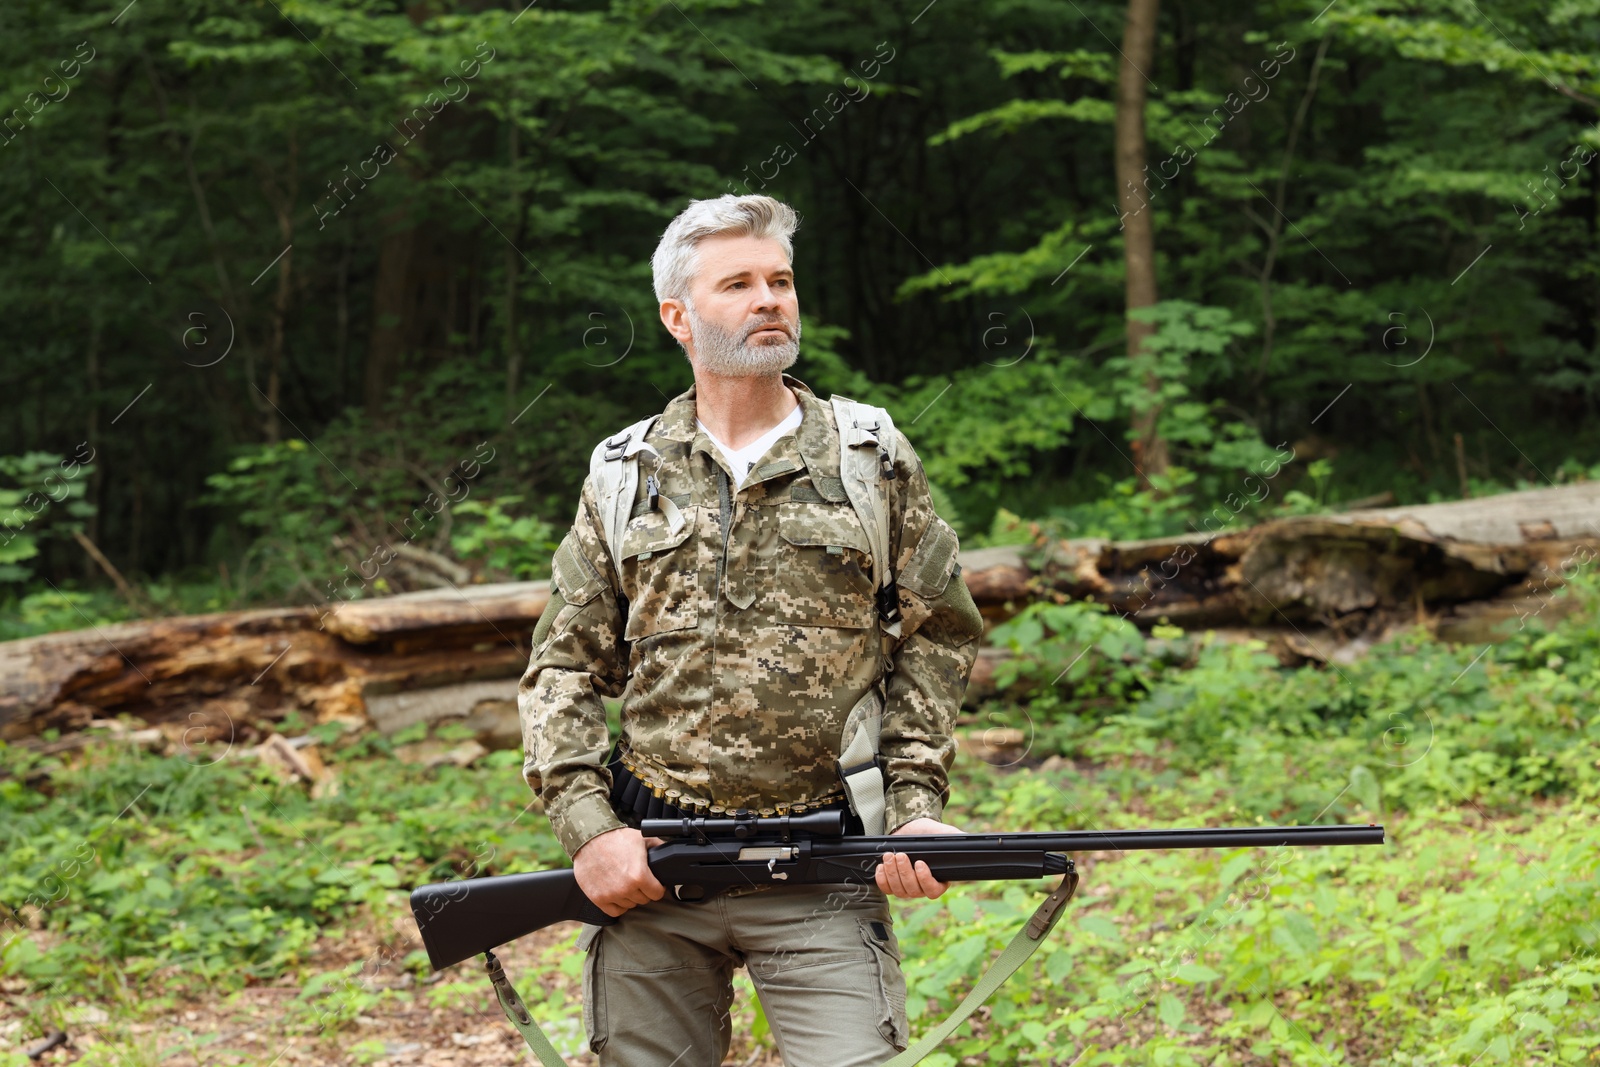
585, 393, 901, 834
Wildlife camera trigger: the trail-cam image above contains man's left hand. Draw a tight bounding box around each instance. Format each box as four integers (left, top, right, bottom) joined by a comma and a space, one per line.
874, 817, 963, 900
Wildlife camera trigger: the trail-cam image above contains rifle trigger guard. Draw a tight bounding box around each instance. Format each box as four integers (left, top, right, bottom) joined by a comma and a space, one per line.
1026, 861, 1080, 942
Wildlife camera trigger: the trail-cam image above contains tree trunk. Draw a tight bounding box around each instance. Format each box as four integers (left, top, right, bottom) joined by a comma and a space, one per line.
84, 314, 102, 584
259, 132, 299, 444
1115, 0, 1167, 480
336, 232, 351, 408
503, 119, 522, 430
266, 216, 293, 444
366, 209, 416, 414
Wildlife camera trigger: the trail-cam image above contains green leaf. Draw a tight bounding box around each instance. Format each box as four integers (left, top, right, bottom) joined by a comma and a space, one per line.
1173, 963, 1221, 983
0, 531, 42, 571
1271, 911, 1320, 959
1348, 764, 1382, 814
1219, 852, 1255, 888
1078, 915, 1122, 942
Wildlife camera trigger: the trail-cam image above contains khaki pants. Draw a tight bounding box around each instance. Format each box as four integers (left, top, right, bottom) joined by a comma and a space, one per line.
579, 881, 908, 1067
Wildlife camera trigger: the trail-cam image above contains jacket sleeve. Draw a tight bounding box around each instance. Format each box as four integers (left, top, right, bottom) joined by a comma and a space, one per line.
878, 430, 984, 832
517, 475, 630, 858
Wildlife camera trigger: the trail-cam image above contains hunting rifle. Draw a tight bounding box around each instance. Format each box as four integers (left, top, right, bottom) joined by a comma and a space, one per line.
410, 810, 1384, 1067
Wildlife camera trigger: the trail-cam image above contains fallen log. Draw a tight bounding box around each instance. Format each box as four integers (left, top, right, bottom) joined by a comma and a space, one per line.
1, 483, 1594, 742
0, 583, 548, 744
960, 483, 1597, 689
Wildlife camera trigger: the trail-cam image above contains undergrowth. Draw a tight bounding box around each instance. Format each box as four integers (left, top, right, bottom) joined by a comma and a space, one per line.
2, 579, 1597, 1064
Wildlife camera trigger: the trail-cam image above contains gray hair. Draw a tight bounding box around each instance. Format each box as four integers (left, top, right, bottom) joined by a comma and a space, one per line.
651, 194, 800, 307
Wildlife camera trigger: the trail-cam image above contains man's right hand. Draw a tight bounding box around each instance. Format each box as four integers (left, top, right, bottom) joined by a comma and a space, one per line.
572, 826, 667, 918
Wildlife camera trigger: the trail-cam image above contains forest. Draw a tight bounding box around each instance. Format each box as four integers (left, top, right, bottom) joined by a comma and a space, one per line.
2, 0, 1597, 619
2, 0, 1598, 1064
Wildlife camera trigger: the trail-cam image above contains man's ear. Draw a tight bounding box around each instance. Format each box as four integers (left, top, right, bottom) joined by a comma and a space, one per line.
660, 298, 693, 349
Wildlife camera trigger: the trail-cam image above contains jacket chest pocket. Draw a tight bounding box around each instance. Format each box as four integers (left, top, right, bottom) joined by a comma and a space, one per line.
776, 502, 877, 629
618, 507, 701, 640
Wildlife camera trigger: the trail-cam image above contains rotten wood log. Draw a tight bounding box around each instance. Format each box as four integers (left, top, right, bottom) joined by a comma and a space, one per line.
1, 483, 1595, 740
962, 482, 1598, 688
0, 583, 548, 743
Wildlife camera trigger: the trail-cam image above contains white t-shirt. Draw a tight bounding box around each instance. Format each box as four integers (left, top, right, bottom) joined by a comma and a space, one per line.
697, 402, 803, 490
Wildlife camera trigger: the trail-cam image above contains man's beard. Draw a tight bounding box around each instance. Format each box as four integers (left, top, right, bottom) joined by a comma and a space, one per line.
686, 303, 801, 377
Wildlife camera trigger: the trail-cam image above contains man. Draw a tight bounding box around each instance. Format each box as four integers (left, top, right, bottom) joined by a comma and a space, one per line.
517, 193, 984, 1066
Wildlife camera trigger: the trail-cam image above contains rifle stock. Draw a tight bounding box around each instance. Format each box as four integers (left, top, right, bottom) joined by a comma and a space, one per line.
412, 868, 614, 970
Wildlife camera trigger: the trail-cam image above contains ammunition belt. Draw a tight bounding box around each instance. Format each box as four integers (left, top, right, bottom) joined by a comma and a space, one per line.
606, 744, 849, 823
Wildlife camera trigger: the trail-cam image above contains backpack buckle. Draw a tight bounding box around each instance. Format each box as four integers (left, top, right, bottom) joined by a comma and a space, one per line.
836, 754, 879, 781
878, 446, 896, 480
603, 432, 631, 461
875, 580, 901, 625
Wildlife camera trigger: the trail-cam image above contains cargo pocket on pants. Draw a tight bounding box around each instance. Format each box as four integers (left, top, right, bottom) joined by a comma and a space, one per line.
858, 918, 909, 1050
578, 923, 608, 1053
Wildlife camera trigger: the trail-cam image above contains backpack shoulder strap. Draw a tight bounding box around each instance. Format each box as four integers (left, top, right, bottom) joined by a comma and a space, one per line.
587, 413, 666, 578
829, 394, 903, 837
828, 393, 901, 638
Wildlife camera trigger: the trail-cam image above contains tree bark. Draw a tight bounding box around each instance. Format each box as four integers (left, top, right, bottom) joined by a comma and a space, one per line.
1115, 0, 1167, 480
263, 134, 297, 444
366, 208, 416, 413
84, 314, 101, 584
503, 119, 522, 430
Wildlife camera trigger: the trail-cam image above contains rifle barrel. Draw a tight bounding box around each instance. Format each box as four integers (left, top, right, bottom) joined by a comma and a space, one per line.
814, 823, 1384, 858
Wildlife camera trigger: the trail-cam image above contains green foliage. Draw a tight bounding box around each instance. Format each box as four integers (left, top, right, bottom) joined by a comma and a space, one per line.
0, 737, 562, 1004
896, 579, 1600, 1065
197, 392, 562, 604
5, 0, 1597, 615
200, 439, 352, 602
0, 587, 128, 643
5, 576, 1600, 1060
449, 496, 558, 581
989, 600, 1153, 706
1114, 302, 1258, 451
899, 771, 1600, 1067
0, 450, 95, 584
1273, 457, 1336, 515
1043, 467, 1203, 541
989, 571, 1600, 818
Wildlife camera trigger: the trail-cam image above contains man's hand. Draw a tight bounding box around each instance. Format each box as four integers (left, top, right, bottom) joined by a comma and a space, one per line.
573, 826, 666, 918
874, 817, 963, 900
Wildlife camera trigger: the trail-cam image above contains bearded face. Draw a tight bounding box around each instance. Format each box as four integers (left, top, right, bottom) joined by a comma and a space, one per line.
685, 300, 802, 377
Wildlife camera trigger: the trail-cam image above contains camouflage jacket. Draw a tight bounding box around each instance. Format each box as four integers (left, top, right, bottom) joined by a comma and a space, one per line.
517, 374, 984, 858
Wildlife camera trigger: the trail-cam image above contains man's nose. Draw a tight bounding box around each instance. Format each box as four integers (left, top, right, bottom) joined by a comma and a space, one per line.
750, 280, 788, 309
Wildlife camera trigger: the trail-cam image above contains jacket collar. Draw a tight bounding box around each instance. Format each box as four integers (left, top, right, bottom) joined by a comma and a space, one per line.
654, 372, 841, 483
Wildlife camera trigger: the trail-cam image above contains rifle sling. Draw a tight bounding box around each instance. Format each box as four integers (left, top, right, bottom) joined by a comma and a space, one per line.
483, 866, 1080, 1066
484, 949, 567, 1067
879, 866, 1079, 1067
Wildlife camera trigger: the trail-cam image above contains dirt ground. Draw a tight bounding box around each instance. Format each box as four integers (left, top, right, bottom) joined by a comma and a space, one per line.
1, 922, 782, 1067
